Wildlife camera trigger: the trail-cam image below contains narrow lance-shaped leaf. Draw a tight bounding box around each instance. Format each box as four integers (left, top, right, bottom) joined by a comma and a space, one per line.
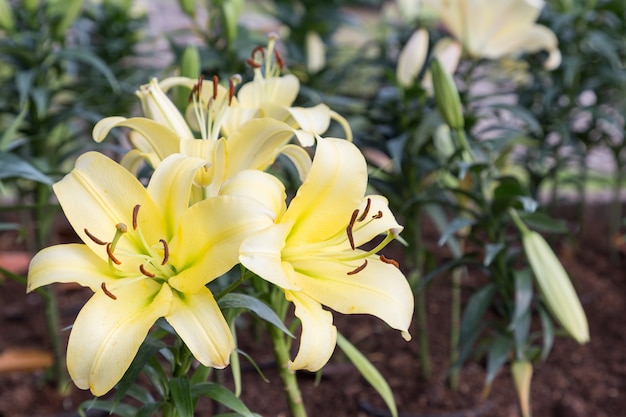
336, 333, 398, 417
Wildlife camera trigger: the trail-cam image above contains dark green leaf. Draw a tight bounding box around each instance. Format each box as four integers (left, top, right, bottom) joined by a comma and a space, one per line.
191, 383, 256, 417
437, 217, 474, 247
485, 335, 514, 386
0, 152, 52, 184
336, 333, 398, 417
538, 305, 555, 361
219, 293, 294, 338
483, 243, 505, 266
114, 337, 164, 406
459, 284, 496, 347
170, 377, 194, 417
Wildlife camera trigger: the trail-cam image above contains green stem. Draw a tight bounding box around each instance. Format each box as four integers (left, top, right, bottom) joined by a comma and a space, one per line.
43, 286, 70, 393
448, 265, 464, 391
269, 323, 307, 417
609, 160, 623, 265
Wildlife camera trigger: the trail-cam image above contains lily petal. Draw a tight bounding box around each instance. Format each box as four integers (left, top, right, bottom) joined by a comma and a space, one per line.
93, 117, 180, 161
146, 153, 207, 236
53, 152, 164, 258
283, 138, 367, 246
219, 169, 287, 219
27, 244, 116, 293
279, 144, 313, 183
238, 74, 300, 107
285, 290, 337, 372
67, 280, 172, 396
225, 118, 296, 177
239, 222, 300, 290
166, 287, 234, 368
168, 195, 277, 293
292, 256, 413, 338
286, 104, 332, 140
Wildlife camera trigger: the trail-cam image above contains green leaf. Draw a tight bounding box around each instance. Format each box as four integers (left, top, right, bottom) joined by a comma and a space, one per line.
459, 284, 496, 347
219, 293, 294, 338
336, 332, 398, 417
191, 383, 256, 417
538, 305, 555, 361
136, 403, 160, 417
79, 399, 137, 417
483, 243, 504, 266
0, 152, 52, 184
113, 337, 164, 406
0, 103, 29, 151
53, 48, 121, 93
170, 377, 194, 417
437, 216, 474, 247
485, 335, 514, 386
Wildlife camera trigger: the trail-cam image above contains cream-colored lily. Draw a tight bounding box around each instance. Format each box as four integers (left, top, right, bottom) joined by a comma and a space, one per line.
223, 35, 353, 144
422, 0, 561, 70
94, 76, 311, 195
240, 138, 414, 371
27, 152, 278, 395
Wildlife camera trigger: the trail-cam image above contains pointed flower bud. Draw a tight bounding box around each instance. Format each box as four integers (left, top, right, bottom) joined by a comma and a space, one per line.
521, 229, 590, 344
431, 57, 464, 130
512, 360, 533, 417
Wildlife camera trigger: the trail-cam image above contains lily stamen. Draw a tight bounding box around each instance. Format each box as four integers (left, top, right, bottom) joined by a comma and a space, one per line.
380, 255, 400, 268
372, 211, 383, 219
212, 75, 219, 100
160, 239, 169, 265
139, 264, 155, 278
101, 282, 117, 300
347, 259, 368, 275
132, 204, 140, 230
357, 198, 371, 222
84, 228, 107, 245
106, 242, 122, 265
346, 209, 359, 250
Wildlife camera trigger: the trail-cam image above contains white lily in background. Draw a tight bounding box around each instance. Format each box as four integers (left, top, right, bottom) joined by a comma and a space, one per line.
27, 152, 279, 395
422, 0, 561, 70
240, 138, 414, 371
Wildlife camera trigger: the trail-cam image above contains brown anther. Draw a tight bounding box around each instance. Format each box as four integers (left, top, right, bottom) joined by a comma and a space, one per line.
84, 228, 107, 245
347, 259, 368, 275
357, 198, 371, 222
212, 75, 219, 100
372, 211, 383, 219
346, 209, 359, 250
160, 239, 169, 265
140, 264, 156, 278
228, 78, 236, 106
106, 242, 122, 265
132, 204, 141, 230
246, 58, 261, 69
251, 45, 265, 59
379, 255, 400, 269
273, 48, 284, 70
101, 282, 117, 300
197, 75, 204, 95
188, 84, 199, 103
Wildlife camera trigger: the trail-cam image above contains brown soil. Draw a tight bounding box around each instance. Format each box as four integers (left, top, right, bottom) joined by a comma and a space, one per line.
0, 202, 624, 417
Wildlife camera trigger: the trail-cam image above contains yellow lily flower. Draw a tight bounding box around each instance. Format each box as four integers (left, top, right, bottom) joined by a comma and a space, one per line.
223, 34, 353, 144
240, 138, 414, 371
27, 152, 278, 395
423, 0, 561, 70
94, 76, 311, 195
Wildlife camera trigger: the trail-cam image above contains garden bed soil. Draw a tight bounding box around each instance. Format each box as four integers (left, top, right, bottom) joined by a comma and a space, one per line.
0, 201, 624, 417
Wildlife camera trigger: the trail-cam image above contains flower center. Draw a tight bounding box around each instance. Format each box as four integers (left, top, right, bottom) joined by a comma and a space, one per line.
188, 74, 240, 141
85, 204, 175, 299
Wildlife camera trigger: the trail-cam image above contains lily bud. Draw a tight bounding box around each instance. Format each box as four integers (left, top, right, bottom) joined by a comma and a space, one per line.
396, 29, 429, 88
522, 230, 589, 344
177, 0, 196, 17
431, 57, 464, 130
306, 31, 326, 74
511, 360, 533, 417
0, 0, 15, 32
50, 0, 84, 40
